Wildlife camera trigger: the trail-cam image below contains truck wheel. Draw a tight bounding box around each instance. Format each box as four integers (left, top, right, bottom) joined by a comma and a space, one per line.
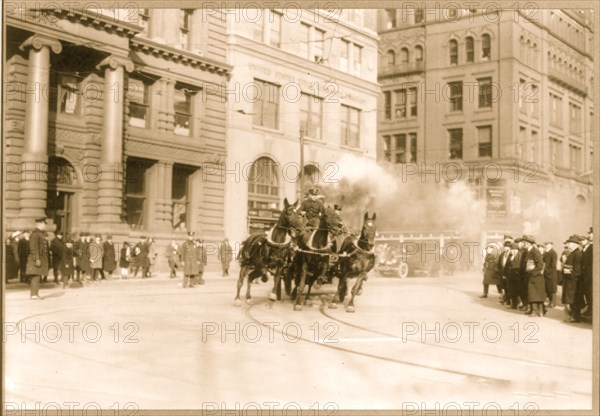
399, 263, 409, 278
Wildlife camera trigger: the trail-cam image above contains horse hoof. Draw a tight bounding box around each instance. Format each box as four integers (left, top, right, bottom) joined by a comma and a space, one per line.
294, 305, 303, 311
234, 299, 242, 306
346, 306, 355, 313
328, 303, 337, 309
246, 299, 253, 305
268, 292, 277, 301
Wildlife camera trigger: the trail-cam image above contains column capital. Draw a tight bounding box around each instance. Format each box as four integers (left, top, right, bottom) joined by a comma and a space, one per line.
96, 55, 135, 72
19, 34, 62, 54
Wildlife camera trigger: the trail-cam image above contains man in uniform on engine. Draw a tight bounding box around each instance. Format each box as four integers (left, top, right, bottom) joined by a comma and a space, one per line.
299, 187, 325, 230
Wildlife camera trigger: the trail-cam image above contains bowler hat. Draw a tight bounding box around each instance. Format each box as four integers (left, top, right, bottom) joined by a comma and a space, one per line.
34, 217, 47, 224
566, 235, 581, 244
521, 235, 536, 244
187, 231, 195, 237
308, 188, 319, 195
503, 234, 513, 241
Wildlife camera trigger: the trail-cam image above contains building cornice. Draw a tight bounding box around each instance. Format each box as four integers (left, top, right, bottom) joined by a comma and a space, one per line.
131, 37, 231, 76
47, 8, 143, 38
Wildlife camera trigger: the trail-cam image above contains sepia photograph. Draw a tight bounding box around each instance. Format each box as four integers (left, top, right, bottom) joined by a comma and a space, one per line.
2, 1, 598, 414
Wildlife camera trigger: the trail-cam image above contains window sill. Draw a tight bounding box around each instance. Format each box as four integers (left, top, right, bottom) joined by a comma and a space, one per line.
474, 107, 493, 113
340, 144, 363, 153
252, 125, 284, 136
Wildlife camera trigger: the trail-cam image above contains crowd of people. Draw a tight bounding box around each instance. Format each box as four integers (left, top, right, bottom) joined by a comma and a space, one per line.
4, 217, 233, 299
481, 228, 593, 323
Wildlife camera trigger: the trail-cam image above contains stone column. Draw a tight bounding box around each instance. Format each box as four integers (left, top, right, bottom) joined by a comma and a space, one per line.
17, 35, 62, 228
95, 55, 134, 227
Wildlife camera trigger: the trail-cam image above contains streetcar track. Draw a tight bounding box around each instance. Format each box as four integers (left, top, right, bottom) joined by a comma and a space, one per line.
244, 299, 511, 386
317, 302, 592, 373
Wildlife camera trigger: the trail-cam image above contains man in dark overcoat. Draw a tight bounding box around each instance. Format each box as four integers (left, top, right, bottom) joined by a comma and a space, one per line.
72, 233, 84, 282
50, 231, 65, 284
504, 242, 521, 309
61, 236, 75, 288
139, 237, 151, 278
515, 237, 530, 311
195, 239, 208, 285
102, 235, 117, 278
521, 235, 545, 316
562, 235, 584, 323
543, 241, 558, 308
181, 232, 200, 288
580, 230, 593, 320
26, 218, 49, 300
299, 188, 325, 230
18, 231, 30, 282
480, 243, 501, 298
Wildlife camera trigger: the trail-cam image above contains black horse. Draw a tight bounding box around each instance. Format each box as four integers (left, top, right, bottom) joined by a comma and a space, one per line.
234, 198, 302, 305
328, 212, 377, 312
289, 207, 338, 311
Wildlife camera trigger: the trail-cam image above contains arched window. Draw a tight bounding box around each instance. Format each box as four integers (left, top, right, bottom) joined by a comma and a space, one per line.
465, 37, 474, 62
481, 34, 491, 59
386, 50, 396, 66
449, 39, 458, 64
248, 157, 280, 210
400, 47, 409, 64
414, 45, 423, 62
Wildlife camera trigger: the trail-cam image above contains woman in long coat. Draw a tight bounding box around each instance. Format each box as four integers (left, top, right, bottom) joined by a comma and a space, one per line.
102, 236, 117, 276
480, 244, 501, 298
60, 239, 74, 288
523, 238, 546, 316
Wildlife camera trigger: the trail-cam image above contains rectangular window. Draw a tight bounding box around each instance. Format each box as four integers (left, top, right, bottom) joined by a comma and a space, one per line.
139, 8, 149, 35
253, 15, 264, 42
531, 130, 538, 163
179, 9, 192, 49
478, 77, 492, 108
448, 128, 463, 159
519, 78, 527, 113
518, 126, 526, 158
393, 134, 406, 163
314, 28, 325, 60
340, 39, 350, 71
300, 93, 323, 139
408, 87, 417, 116
341, 105, 360, 148
125, 158, 151, 230
550, 93, 563, 127
383, 135, 392, 161
174, 86, 192, 136
58, 75, 80, 115
477, 125, 492, 157
353, 44, 362, 75
128, 78, 149, 128
384, 91, 392, 120
385, 9, 397, 28
448, 81, 463, 112
394, 89, 406, 119
299, 22, 310, 59
408, 132, 417, 162
415, 8, 424, 23
569, 102, 582, 136
569, 144, 582, 173
270, 10, 282, 47
252, 79, 280, 129
482, 34, 491, 59
449, 41, 458, 65
530, 83, 539, 116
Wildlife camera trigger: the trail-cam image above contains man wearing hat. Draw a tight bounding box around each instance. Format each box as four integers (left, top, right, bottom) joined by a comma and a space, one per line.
497, 239, 513, 304
543, 241, 558, 308
50, 230, 65, 284
513, 237, 530, 311
562, 235, 584, 322
581, 229, 593, 320
5, 231, 21, 282
181, 231, 200, 288
520, 235, 545, 316
89, 234, 105, 281
299, 187, 325, 230
26, 218, 49, 300
504, 242, 522, 309
72, 233, 84, 282
103, 235, 117, 279
218, 237, 233, 277
18, 230, 30, 282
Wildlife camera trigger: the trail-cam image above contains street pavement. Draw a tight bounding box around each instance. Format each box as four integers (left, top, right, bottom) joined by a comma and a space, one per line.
3, 268, 594, 412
